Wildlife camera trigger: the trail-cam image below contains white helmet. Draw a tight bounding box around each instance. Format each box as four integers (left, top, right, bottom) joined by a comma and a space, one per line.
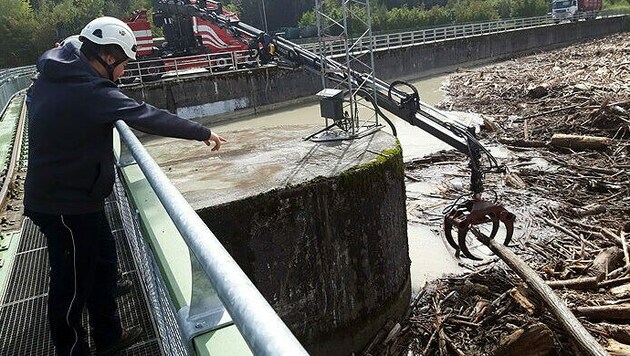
80, 16, 137, 60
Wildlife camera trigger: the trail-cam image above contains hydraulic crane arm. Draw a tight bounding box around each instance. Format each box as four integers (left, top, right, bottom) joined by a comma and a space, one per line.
154, 0, 515, 259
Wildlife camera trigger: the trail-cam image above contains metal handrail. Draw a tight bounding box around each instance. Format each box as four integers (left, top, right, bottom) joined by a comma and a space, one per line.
300, 9, 628, 56
0, 66, 36, 120
0, 65, 36, 83
120, 49, 260, 85
114, 120, 308, 356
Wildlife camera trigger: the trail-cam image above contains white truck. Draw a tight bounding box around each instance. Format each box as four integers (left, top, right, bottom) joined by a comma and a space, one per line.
552, 0, 603, 22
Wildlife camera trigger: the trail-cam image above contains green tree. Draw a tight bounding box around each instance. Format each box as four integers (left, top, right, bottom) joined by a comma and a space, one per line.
510, 0, 549, 17
425, 5, 453, 26
0, 0, 37, 67
104, 0, 151, 19
453, 0, 500, 23
491, 0, 513, 18
385, 5, 425, 30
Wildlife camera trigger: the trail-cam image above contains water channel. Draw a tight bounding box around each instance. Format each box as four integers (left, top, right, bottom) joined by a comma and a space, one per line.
198, 74, 466, 294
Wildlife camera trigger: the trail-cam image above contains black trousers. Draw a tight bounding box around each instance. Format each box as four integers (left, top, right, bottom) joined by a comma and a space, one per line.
26, 210, 122, 356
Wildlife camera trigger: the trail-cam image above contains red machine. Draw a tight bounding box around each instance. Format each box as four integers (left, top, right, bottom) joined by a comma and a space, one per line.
122, 1, 256, 82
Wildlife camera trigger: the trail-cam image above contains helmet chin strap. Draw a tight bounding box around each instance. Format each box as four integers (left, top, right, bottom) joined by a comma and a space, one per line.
83, 45, 126, 81
98, 56, 127, 82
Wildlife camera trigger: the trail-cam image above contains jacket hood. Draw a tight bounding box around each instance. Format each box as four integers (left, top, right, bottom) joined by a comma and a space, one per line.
36, 45, 99, 81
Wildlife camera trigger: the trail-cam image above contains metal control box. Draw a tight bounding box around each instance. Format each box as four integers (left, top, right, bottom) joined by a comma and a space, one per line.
317, 89, 344, 120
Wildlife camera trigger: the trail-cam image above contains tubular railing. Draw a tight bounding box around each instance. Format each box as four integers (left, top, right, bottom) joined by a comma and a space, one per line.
0, 65, 36, 116
300, 9, 627, 56
120, 49, 260, 85
114, 120, 308, 356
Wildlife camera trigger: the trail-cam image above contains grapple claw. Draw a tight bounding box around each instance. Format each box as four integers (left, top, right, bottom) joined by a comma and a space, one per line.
443, 217, 461, 251
444, 198, 515, 260
457, 227, 483, 260
500, 210, 516, 246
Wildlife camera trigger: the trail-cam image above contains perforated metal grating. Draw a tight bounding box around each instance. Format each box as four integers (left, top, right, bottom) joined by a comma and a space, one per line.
0, 193, 165, 356
113, 176, 188, 356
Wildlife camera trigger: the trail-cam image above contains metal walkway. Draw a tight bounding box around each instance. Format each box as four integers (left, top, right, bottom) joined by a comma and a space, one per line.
0, 195, 162, 356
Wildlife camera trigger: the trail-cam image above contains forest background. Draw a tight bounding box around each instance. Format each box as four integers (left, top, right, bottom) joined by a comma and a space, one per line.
1, 0, 629, 68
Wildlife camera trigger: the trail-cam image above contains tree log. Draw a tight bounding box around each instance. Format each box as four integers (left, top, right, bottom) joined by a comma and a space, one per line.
600, 277, 630, 289
589, 247, 623, 281
610, 284, 630, 298
550, 134, 610, 151
547, 276, 599, 290
571, 205, 607, 218
494, 323, 555, 356
498, 137, 548, 148
574, 304, 630, 321
601, 323, 630, 345
606, 339, 630, 355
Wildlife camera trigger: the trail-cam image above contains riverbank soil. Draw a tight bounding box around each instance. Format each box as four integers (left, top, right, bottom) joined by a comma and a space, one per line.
370, 33, 630, 354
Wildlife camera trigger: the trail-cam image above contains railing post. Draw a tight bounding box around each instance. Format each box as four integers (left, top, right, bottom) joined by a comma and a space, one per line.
173, 59, 179, 80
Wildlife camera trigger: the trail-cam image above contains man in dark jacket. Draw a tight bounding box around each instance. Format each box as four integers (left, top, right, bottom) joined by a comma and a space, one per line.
24, 16, 225, 355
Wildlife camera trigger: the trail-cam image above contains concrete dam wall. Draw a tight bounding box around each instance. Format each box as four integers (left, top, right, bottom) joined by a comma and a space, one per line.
123, 16, 628, 122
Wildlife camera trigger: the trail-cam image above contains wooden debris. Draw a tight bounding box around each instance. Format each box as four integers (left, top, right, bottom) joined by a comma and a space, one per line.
550, 134, 611, 151
509, 286, 541, 315
600, 277, 630, 289
494, 323, 555, 356
589, 247, 623, 281
571, 204, 607, 218
504, 172, 527, 189
547, 276, 599, 290
621, 229, 630, 274
574, 304, 630, 321
392, 33, 630, 356
602, 323, 630, 345
478, 232, 607, 355
470, 298, 494, 323
610, 284, 630, 298
527, 83, 550, 99
607, 339, 630, 356
497, 137, 548, 148
361, 319, 397, 355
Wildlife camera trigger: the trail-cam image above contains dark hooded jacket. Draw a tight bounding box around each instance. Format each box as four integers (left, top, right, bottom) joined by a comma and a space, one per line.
24, 44, 211, 214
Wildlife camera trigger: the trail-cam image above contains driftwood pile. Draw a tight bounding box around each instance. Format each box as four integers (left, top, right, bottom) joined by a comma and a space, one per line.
439, 33, 630, 143
375, 33, 630, 355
